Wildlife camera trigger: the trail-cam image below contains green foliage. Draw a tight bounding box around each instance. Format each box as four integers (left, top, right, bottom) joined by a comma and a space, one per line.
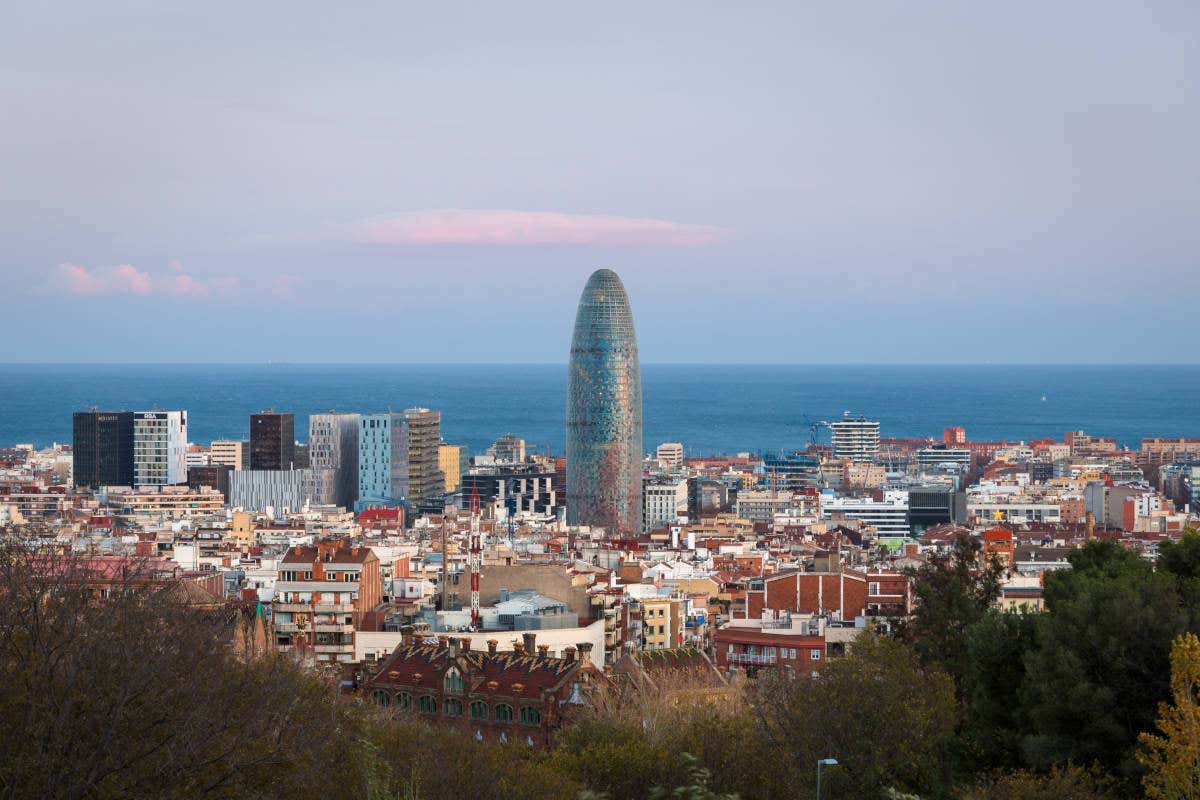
959, 609, 1038, 772
903, 535, 1004, 695
753, 631, 957, 799
1138, 632, 1200, 799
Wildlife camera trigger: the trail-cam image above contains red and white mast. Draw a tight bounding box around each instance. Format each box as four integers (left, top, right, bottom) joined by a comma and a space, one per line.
469, 485, 483, 629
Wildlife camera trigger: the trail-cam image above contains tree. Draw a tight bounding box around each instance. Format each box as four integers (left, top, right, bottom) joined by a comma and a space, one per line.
753, 631, 957, 799
902, 535, 1004, 695
956, 765, 1118, 800
1138, 632, 1200, 799
1020, 541, 1186, 781
959, 609, 1039, 773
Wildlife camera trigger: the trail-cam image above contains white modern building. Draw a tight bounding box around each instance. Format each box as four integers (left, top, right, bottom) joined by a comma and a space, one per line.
133, 411, 187, 487
309, 412, 360, 509
822, 490, 910, 537
656, 442, 684, 469
358, 413, 409, 508
643, 477, 688, 529
827, 416, 880, 461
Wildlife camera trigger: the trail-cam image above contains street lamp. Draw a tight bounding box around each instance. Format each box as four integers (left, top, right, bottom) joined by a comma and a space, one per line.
816, 758, 838, 799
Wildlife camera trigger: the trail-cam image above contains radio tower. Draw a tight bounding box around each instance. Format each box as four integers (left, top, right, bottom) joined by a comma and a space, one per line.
469, 485, 483, 630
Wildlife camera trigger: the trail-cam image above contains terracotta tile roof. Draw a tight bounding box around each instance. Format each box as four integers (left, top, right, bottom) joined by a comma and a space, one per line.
369, 645, 582, 698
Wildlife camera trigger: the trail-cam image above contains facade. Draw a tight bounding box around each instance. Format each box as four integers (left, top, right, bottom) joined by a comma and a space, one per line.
187, 464, 232, 495
228, 468, 313, 512
828, 417, 880, 461
914, 445, 972, 472
761, 452, 822, 489
104, 486, 224, 519
643, 478, 688, 528
210, 440, 247, 471
133, 410, 188, 487
439, 444, 462, 494
249, 412, 295, 471
461, 465, 560, 516
273, 541, 382, 663
714, 615, 828, 677
640, 596, 687, 649
566, 269, 643, 536
656, 442, 684, 469
405, 408, 444, 510
308, 413, 361, 509
358, 413, 409, 508
72, 411, 135, 488
486, 435, 526, 464
822, 492, 910, 537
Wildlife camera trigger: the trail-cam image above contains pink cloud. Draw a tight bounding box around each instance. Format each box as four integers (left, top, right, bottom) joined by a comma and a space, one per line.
348, 210, 727, 247
52, 262, 242, 300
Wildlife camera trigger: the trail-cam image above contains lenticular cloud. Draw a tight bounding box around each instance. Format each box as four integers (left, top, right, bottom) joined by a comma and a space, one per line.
348, 210, 725, 247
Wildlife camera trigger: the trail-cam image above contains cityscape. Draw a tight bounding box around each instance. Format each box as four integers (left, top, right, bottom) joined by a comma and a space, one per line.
4, 2, 1200, 799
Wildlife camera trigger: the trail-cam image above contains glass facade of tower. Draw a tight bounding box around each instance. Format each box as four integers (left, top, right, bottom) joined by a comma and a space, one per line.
567, 269, 643, 535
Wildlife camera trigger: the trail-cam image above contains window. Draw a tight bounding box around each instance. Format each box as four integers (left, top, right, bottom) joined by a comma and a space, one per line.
470, 701, 488, 720
419, 695, 437, 713
395, 692, 411, 709
372, 690, 391, 706
444, 698, 463, 717
519, 706, 542, 726
810, 649, 822, 661
869, 582, 881, 596
494, 704, 513, 722
443, 668, 463, 693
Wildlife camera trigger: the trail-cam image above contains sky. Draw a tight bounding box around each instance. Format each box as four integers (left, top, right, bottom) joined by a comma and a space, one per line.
3, 1, 1198, 364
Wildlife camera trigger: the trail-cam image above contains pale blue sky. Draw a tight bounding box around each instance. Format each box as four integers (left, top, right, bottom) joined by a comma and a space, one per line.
3, 1, 1198, 362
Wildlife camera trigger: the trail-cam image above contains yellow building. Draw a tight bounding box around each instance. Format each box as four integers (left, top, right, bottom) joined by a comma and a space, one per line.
641, 596, 687, 650
232, 510, 255, 542
438, 444, 462, 494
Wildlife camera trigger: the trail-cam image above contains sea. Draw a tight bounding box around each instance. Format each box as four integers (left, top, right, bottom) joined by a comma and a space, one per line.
2, 363, 1198, 455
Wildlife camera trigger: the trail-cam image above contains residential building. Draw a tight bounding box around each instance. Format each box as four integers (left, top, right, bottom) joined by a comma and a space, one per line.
249, 412, 295, 471
641, 596, 687, 649
486, 434, 526, 464
72, 411, 135, 488
828, 416, 880, 461
714, 613, 830, 676
273, 541, 382, 663
643, 477, 688, 529
439, 444, 462, 494
405, 408, 444, 511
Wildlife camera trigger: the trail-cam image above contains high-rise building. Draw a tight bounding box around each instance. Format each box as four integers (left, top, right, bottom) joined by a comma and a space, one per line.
486, 434, 526, 464
405, 408, 444, 511
439, 443, 463, 494
249, 411, 295, 471
72, 411, 135, 488
566, 268, 643, 535
210, 440, 248, 471
133, 411, 188, 487
828, 416, 880, 461
358, 413, 409, 508
309, 412, 361, 509
656, 442, 684, 470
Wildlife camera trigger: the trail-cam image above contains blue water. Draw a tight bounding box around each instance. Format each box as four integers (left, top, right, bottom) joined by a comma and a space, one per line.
1, 364, 1198, 454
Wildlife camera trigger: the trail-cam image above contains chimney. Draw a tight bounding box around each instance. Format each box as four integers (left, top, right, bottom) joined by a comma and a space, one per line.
577, 641, 594, 663
564, 646, 577, 662
537, 644, 549, 656
522, 632, 537, 654
448, 636, 459, 656
487, 639, 498, 655
513, 642, 524, 654
437, 635, 449, 650
401, 625, 414, 647
461, 638, 472, 652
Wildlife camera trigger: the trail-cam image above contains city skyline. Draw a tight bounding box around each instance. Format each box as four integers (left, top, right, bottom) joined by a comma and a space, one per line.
4, 2, 1199, 364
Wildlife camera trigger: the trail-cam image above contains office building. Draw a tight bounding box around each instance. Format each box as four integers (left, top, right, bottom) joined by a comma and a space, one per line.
439, 444, 463, 494
486, 435, 526, 464
656, 442, 684, 469
133, 410, 188, 487
761, 452, 822, 490
358, 413, 409, 508
249, 412, 295, 471
907, 485, 967, 533
72, 411, 135, 488
210, 440, 248, 471
187, 463, 232, 496
405, 408, 444, 511
828, 416, 880, 461
822, 491, 911, 538
228, 468, 313, 512
308, 412, 360, 509
566, 269, 643, 535
461, 465, 561, 516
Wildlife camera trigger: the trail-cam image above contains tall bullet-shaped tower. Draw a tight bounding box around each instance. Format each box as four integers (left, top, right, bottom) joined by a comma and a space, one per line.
567, 268, 643, 535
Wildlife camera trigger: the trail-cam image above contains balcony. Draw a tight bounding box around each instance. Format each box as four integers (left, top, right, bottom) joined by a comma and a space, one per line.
273, 601, 355, 614
313, 643, 354, 654
314, 623, 352, 633
727, 652, 777, 666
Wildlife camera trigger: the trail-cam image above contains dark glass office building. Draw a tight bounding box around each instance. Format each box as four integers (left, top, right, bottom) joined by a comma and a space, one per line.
249, 412, 295, 471
73, 411, 135, 488
566, 269, 643, 535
